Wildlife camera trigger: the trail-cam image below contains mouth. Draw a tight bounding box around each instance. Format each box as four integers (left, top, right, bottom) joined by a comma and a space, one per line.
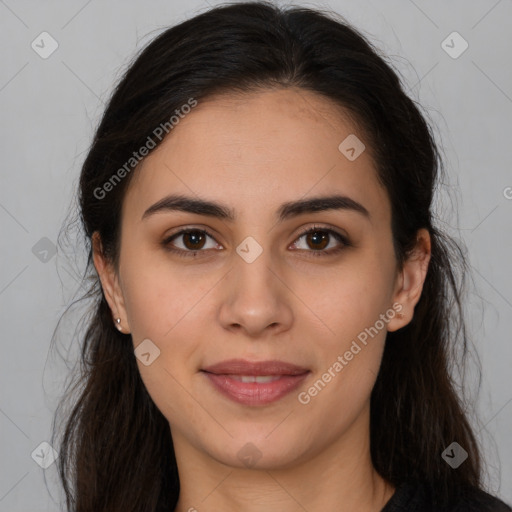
200, 359, 310, 406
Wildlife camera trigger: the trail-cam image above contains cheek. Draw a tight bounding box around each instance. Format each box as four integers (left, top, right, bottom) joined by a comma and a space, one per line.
121, 256, 216, 393
317, 258, 395, 341
121, 264, 209, 425
302, 250, 395, 409
120, 252, 211, 339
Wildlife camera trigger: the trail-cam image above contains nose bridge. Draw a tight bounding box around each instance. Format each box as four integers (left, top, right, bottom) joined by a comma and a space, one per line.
219, 232, 293, 335
233, 233, 279, 301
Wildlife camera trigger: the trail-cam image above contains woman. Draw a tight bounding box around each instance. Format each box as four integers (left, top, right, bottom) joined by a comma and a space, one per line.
51, 2, 512, 510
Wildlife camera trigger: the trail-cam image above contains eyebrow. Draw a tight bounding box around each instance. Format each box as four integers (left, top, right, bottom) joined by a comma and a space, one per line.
141, 193, 370, 223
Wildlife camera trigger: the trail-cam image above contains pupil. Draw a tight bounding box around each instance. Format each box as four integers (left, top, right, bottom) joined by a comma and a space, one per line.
309, 231, 328, 250
186, 231, 204, 249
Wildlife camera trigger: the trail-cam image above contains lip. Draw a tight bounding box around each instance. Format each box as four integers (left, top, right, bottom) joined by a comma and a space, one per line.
201, 359, 310, 406
202, 358, 309, 376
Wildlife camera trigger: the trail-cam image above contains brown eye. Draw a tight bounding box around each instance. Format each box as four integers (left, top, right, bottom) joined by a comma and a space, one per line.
162, 225, 350, 258
162, 228, 220, 257
304, 230, 330, 251
291, 225, 351, 257
181, 230, 207, 250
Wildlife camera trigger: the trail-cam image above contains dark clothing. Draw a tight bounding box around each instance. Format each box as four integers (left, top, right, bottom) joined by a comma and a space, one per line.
381, 482, 512, 512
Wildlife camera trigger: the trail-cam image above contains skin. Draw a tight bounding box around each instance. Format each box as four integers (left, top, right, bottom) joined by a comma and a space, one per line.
93, 87, 431, 512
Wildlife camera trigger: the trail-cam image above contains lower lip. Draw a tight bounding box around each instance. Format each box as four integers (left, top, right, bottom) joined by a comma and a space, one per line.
202, 371, 309, 406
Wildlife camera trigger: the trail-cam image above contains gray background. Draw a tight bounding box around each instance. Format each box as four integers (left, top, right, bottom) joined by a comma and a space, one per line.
0, 0, 511, 510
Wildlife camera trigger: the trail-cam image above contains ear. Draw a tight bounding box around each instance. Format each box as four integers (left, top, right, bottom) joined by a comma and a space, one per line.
92, 231, 131, 334
387, 228, 431, 332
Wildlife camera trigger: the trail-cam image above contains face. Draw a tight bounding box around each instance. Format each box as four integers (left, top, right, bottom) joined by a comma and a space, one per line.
94, 87, 430, 471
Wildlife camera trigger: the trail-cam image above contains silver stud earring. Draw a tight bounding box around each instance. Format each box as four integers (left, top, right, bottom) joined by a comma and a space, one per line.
115, 318, 123, 332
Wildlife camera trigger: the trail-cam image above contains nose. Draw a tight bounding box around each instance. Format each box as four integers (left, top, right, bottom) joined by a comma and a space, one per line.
218, 247, 294, 338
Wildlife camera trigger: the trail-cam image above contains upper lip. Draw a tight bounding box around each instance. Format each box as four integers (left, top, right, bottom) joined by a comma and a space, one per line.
201, 359, 309, 376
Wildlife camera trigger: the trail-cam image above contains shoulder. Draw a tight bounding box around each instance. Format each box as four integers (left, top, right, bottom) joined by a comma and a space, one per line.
452, 486, 512, 512
381, 481, 512, 512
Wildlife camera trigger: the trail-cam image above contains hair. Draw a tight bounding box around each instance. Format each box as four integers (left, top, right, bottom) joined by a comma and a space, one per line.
50, 1, 489, 510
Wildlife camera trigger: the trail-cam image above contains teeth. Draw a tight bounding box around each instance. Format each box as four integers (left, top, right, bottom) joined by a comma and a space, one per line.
229, 375, 283, 383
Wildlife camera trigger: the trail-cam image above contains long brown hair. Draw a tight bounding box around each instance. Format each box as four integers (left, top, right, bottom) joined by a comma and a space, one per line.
51, 2, 489, 510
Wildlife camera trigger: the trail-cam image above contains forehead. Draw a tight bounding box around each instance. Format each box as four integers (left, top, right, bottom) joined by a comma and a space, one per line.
124, 87, 390, 226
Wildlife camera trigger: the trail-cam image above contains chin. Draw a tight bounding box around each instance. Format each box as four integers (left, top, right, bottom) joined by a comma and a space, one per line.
206, 435, 306, 471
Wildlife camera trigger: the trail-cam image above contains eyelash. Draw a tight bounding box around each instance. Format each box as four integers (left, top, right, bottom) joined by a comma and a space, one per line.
161, 224, 351, 258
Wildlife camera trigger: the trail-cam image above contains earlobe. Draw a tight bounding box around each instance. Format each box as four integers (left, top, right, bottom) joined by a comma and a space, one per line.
92, 232, 131, 334
387, 228, 431, 332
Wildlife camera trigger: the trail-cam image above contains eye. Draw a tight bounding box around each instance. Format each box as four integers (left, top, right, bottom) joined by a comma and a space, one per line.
290, 225, 351, 257
161, 225, 351, 258
162, 228, 221, 257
